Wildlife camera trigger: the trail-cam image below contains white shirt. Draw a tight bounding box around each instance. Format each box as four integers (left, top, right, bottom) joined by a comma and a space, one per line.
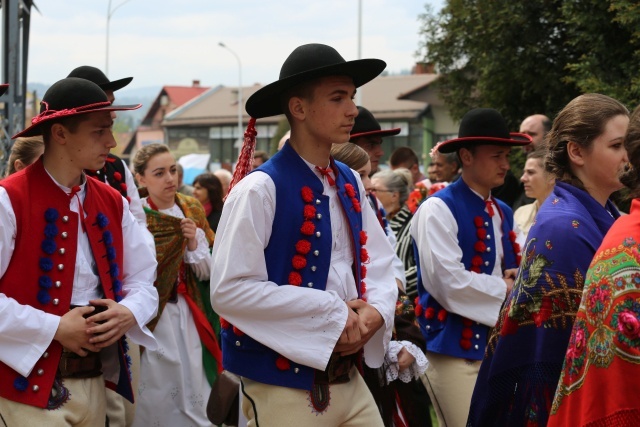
211, 160, 398, 371
410, 190, 525, 327
0, 173, 159, 377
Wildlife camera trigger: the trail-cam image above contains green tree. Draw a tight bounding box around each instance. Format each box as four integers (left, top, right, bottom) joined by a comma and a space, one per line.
417, 0, 640, 129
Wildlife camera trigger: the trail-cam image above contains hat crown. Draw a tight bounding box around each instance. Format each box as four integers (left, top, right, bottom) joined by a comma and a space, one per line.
351, 106, 381, 134
279, 44, 347, 80
67, 66, 110, 87
458, 108, 510, 139
40, 78, 108, 113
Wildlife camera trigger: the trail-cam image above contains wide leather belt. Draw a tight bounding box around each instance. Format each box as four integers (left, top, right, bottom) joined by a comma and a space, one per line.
314, 353, 357, 385
58, 351, 102, 379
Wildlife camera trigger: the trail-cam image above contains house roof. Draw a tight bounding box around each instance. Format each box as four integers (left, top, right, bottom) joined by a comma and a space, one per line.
162, 74, 439, 127
139, 85, 210, 126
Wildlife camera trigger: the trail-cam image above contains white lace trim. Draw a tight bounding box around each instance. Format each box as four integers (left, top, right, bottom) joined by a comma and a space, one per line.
384, 340, 429, 384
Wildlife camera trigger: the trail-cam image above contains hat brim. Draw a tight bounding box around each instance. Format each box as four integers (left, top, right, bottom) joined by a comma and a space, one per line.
99, 77, 133, 92
246, 58, 386, 119
350, 127, 401, 139
437, 132, 532, 153
0, 84, 8, 97
12, 103, 141, 139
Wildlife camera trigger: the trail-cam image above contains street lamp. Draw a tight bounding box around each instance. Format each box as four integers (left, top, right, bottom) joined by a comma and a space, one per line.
106, 0, 134, 76
218, 42, 243, 149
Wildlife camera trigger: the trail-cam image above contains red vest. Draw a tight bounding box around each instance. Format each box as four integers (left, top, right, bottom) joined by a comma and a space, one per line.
0, 158, 129, 408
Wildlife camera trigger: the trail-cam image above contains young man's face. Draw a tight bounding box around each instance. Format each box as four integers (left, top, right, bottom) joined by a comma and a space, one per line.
462, 145, 511, 193
62, 111, 116, 172
302, 76, 358, 146
352, 135, 384, 174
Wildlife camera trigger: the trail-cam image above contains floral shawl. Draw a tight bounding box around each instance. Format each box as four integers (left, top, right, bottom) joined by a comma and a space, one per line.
468, 182, 619, 426
549, 199, 640, 427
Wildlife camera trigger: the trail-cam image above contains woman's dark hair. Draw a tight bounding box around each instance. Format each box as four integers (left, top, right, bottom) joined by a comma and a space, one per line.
620, 105, 640, 197
193, 172, 224, 211
545, 93, 628, 190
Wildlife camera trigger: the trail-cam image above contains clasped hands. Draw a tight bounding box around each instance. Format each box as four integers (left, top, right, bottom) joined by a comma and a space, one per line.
334, 299, 384, 356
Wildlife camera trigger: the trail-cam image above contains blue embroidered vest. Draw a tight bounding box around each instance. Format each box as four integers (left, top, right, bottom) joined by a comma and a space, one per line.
221, 142, 366, 390
415, 178, 518, 360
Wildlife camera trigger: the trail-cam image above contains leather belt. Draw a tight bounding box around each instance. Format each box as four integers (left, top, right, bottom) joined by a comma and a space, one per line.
58, 351, 102, 379
314, 353, 357, 385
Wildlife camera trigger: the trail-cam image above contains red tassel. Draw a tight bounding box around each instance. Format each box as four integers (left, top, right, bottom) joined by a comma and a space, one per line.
227, 118, 257, 196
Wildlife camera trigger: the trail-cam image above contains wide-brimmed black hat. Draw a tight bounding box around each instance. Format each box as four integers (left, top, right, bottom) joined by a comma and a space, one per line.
0, 84, 8, 97
436, 108, 532, 154
350, 106, 400, 139
13, 77, 141, 138
67, 65, 133, 92
245, 43, 386, 118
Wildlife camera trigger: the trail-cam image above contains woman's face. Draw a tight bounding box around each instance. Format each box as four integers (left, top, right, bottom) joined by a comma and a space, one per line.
136, 152, 178, 202
521, 158, 554, 202
578, 114, 629, 198
371, 176, 399, 213
192, 182, 209, 204
356, 160, 373, 195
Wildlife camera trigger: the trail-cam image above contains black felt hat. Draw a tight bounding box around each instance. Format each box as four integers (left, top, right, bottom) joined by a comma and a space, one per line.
436, 108, 532, 154
350, 106, 400, 139
12, 77, 141, 138
67, 65, 133, 92
0, 84, 8, 97
245, 43, 386, 119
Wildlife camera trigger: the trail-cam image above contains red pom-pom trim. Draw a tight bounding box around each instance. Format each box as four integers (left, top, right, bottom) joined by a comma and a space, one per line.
360, 264, 367, 279
292, 255, 307, 270
275, 356, 290, 371
295, 240, 311, 255
461, 328, 473, 339
360, 281, 367, 295
471, 266, 481, 273
120, 183, 127, 192
437, 309, 447, 322
300, 221, 315, 236
360, 231, 368, 245
516, 255, 522, 265
126, 196, 131, 203
345, 184, 356, 198
352, 199, 361, 213
462, 318, 474, 327
301, 186, 314, 203
474, 216, 484, 228
509, 230, 517, 243
360, 248, 369, 263
460, 339, 472, 350
113, 172, 122, 181
474, 241, 487, 253
288, 272, 302, 286
220, 317, 230, 329
425, 307, 435, 319
471, 255, 483, 267
303, 204, 317, 219
415, 304, 423, 317
233, 326, 245, 336
477, 228, 487, 240
414, 296, 420, 306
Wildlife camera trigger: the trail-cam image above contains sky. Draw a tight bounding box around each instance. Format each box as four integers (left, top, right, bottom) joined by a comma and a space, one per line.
26, 0, 442, 92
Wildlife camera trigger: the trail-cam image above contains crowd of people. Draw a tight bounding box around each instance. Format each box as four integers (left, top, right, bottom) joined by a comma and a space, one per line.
0, 42, 639, 427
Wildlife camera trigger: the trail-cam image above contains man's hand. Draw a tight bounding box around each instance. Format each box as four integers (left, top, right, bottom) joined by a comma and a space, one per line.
503, 268, 518, 296
85, 299, 136, 348
54, 306, 100, 356
334, 299, 384, 356
334, 304, 367, 355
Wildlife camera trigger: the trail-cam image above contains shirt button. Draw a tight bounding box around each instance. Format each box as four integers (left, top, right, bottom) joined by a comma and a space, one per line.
484, 261, 490, 267
307, 282, 313, 287
426, 325, 431, 330
316, 213, 322, 219
486, 247, 491, 253
474, 345, 479, 350
294, 368, 300, 374
32, 385, 39, 392
475, 334, 480, 339
58, 264, 64, 271
62, 216, 69, 223
484, 222, 489, 227
61, 232, 68, 239
37, 369, 44, 376
316, 199, 321, 205
316, 231, 321, 238
42, 352, 49, 359
235, 341, 241, 347
311, 266, 317, 272
59, 248, 65, 255
53, 299, 59, 306
486, 234, 491, 240
314, 250, 319, 256
55, 281, 62, 288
